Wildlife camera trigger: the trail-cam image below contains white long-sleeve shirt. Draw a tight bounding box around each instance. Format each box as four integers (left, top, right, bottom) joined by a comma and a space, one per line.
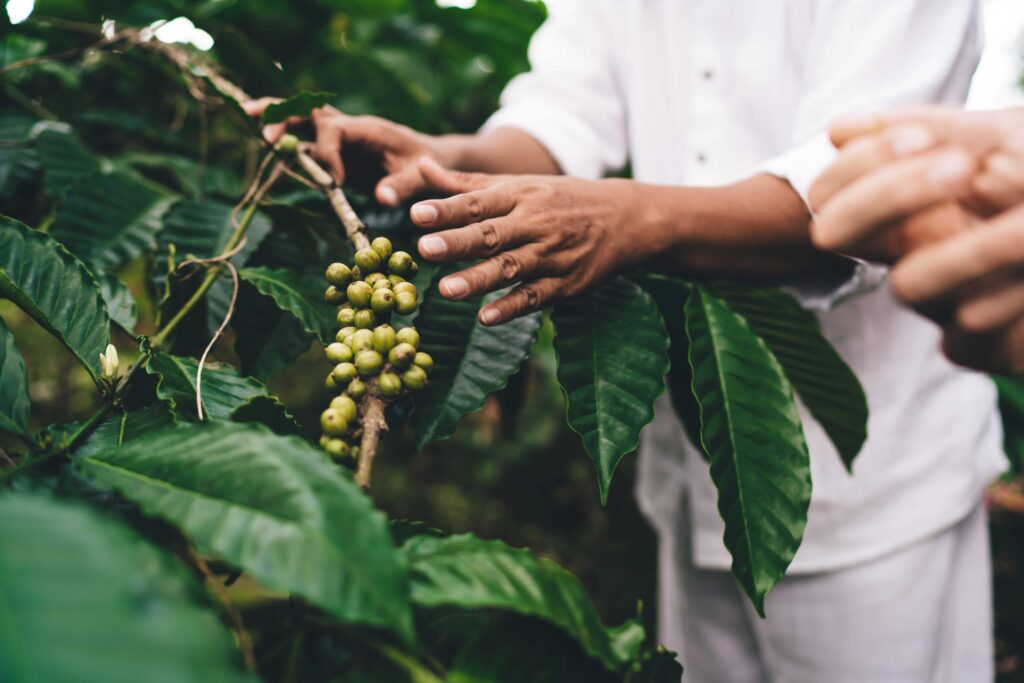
482, 0, 1007, 573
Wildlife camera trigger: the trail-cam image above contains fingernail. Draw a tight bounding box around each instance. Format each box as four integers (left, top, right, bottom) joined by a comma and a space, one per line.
443, 276, 469, 299
890, 125, 933, 156
479, 308, 500, 325
378, 185, 399, 206
929, 152, 973, 189
411, 204, 438, 224
419, 236, 447, 258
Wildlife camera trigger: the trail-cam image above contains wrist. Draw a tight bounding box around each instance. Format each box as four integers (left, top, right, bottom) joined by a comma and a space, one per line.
603, 178, 681, 266
431, 134, 477, 171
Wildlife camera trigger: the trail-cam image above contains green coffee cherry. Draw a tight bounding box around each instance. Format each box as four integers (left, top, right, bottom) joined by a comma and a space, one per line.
413, 352, 434, 374
373, 325, 397, 354
346, 281, 373, 307
319, 435, 331, 449
372, 237, 394, 261
401, 364, 428, 390
331, 362, 358, 386
408, 261, 419, 276
388, 342, 416, 369
336, 326, 357, 343
393, 282, 417, 297
388, 251, 414, 275
321, 408, 349, 436
354, 247, 382, 272
388, 274, 405, 286
395, 291, 418, 315
330, 394, 359, 422
396, 327, 420, 348
354, 308, 377, 329
372, 278, 392, 291
325, 286, 346, 304
326, 342, 354, 364
355, 349, 384, 377
379, 372, 403, 398
351, 265, 363, 280
337, 306, 356, 326
326, 263, 352, 287
365, 272, 387, 286
371, 288, 395, 314
277, 134, 300, 155
351, 445, 360, 459
323, 438, 350, 460
349, 329, 375, 352
325, 373, 338, 390
347, 378, 367, 399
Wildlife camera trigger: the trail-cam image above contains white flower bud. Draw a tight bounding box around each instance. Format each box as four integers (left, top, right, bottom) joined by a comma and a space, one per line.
101, 344, 120, 381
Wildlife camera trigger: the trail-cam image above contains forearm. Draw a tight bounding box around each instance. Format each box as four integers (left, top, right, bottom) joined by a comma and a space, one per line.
435, 128, 563, 176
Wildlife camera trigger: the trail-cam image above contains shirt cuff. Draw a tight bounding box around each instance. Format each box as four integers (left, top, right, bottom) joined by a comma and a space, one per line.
480, 101, 605, 180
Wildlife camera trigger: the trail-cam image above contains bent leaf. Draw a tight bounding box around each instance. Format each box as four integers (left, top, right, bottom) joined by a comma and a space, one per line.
98, 273, 138, 333
552, 279, 670, 503
32, 125, 102, 197
262, 91, 336, 124
0, 215, 110, 382
0, 492, 254, 683
685, 284, 811, 615
76, 422, 415, 644
0, 316, 30, 438
239, 266, 335, 343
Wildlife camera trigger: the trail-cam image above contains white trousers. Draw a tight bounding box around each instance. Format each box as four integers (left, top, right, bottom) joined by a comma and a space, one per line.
659, 502, 994, 683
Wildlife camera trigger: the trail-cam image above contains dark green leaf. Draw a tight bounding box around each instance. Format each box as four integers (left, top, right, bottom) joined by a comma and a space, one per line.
262, 91, 337, 124
97, 273, 138, 333
403, 533, 629, 671
239, 266, 335, 343
76, 422, 414, 643
552, 279, 670, 503
412, 287, 541, 449
629, 648, 684, 683
685, 284, 811, 615
0, 215, 110, 382
146, 352, 298, 434
73, 403, 178, 458
995, 375, 1024, 475
201, 75, 261, 135
49, 171, 175, 273
0, 492, 255, 683
0, 316, 30, 438
32, 125, 101, 197
233, 284, 315, 381
0, 109, 39, 203
708, 282, 868, 471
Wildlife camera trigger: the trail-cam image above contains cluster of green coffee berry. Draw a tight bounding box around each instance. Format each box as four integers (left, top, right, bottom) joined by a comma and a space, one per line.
318, 236, 433, 461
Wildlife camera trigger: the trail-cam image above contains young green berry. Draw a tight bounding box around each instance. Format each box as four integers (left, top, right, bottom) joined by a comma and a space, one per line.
401, 364, 428, 391
337, 306, 356, 326
325, 286, 346, 304
325, 373, 338, 390
408, 260, 419, 276
350, 445, 360, 459
354, 247, 382, 272
323, 438, 350, 460
355, 349, 384, 377
346, 281, 373, 308
319, 434, 331, 449
351, 265, 362, 280
371, 236, 393, 261
347, 378, 367, 399
388, 342, 416, 369
331, 362, 358, 386
388, 250, 413, 275
371, 288, 395, 314
354, 308, 377, 329
413, 352, 434, 374
372, 278, 393, 291
321, 408, 349, 437
330, 394, 359, 422
365, 272, 387, 286
326, 263, 352, 287
326, 342, 354, 364
348, 329, 375, 352
372, 325, 398, 354
393, 281, 417, 297
395, 291, 418, 315
396, 327, 420, 348
336, 326, 357, 343
379, 372, 403, 398
277, 133, 300, 155
388, 274, 405, 286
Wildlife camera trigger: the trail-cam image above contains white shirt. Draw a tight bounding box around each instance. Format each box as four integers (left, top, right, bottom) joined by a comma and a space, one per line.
483, 0, 1008, 572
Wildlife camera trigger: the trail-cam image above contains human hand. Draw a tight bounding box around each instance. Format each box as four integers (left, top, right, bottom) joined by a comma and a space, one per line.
408, 158, 655, 326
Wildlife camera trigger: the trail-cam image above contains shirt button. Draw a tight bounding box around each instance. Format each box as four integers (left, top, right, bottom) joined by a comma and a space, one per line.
702, 69, 714, 81
696, 153, 707, 164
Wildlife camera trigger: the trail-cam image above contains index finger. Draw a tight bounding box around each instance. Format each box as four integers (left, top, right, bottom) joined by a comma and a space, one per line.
829, 106, 1007, 153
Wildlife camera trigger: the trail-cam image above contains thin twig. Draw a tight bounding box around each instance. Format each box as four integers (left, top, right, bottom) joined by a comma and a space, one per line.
0, 448, 16, 470
194, 260, 241, 421
188, 549, 257, 672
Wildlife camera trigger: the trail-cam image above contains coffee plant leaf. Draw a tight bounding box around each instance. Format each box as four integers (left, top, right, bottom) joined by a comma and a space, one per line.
995, 376, 1024, 474
0, 109, 38, 201
0, 492, 255, 683
0, 316, 30, 438
49, 171, 175, 274
73, 403, 178, 458
262, 91, 337, 124
403, 533, 631, 671
0, 215, 110, 383
628, 648, 686, 683
97, 273, 138, 333
685, 284, 811, 616
201, 75, 261, 136
552, 278, 670, 503
707, 281, 868, 471
146, 352, 299, 434
31, 125, 102, 198
76, 421, 415, 644
412, 287, 540, 449
233, 285, 315, 381
239, 266, 336, 343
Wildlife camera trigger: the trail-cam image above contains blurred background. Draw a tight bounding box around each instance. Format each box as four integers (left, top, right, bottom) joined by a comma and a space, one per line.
2, 0, 1024, 678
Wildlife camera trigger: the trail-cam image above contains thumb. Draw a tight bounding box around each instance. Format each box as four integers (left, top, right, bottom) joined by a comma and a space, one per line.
417, 156, 495, 195
375, 166, 428, 207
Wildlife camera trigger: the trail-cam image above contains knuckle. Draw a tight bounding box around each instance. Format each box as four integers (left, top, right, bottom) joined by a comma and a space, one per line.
495, 253, 521, 281
479, 221, 500, 253
518, 286, 540, 310
464, 194, 484, 221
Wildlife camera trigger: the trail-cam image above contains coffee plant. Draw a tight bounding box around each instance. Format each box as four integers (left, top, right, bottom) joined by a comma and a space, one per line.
0, 6, 872, 681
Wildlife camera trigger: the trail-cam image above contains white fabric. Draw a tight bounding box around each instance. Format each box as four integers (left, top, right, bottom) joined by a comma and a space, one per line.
483, 0, 1007, 574
660, 499, 994, 683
